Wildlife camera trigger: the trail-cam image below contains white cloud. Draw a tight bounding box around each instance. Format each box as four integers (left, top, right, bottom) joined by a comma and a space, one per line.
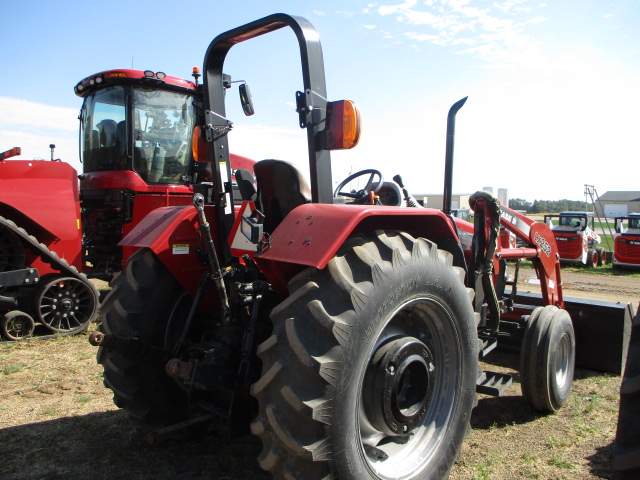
378, 0, 418, 16
0, 97, 80, 171
0, 97, 77, 132
373, 0, 546, 65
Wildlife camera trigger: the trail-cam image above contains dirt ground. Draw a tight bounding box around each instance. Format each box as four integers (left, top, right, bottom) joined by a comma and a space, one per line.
0, 268, 638, 479
518, 266, 640, 305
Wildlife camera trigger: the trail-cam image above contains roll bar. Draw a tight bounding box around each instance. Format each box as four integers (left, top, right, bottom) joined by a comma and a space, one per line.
203, 13, 333, 208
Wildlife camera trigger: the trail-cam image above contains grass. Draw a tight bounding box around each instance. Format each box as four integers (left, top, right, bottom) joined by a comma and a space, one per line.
0, 318, 627, 480
2, 362, 26, 375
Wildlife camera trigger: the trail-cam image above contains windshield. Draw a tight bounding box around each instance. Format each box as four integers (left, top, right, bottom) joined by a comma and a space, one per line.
630, 217, 640, 229
80, 86, 196, 184
559, 216, 584, 229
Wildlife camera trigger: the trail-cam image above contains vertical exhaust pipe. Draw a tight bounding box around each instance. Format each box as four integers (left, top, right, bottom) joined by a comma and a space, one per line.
442, 97, 467, 215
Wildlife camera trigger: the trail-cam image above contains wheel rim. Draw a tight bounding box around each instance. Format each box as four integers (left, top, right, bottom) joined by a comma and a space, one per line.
2, 311, 35, 340
554, 332, 571, 388
358, 297, 461, 479
36, 277, 96, 332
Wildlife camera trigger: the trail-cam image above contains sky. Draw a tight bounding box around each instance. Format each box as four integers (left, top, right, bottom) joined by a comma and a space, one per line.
1, 0, 639, 202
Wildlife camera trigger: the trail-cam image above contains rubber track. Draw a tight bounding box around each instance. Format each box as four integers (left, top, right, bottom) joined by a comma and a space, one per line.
614, 307, 640, 477
0, 215, 90, 283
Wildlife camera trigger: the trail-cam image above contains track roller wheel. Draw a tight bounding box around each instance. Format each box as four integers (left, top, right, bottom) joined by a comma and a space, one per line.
1, 310, 35, 340
34, 275, 98, 334
520, 305, 575, 412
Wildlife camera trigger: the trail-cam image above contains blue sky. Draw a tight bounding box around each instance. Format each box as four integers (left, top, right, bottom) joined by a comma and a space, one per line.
1, 0, 639, 202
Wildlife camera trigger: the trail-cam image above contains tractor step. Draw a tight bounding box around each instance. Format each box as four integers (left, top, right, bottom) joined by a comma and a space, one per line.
476, 371, 513, 396
478, 335, 498, 358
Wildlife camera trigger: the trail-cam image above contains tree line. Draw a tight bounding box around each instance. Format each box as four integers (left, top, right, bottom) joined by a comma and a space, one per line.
508, 198, 590, 214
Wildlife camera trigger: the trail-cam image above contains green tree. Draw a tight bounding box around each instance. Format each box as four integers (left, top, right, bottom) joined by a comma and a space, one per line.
509, 198, 532, 212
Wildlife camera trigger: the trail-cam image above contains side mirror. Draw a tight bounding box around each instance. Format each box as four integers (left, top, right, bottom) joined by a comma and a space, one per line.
239, 83, 255, 116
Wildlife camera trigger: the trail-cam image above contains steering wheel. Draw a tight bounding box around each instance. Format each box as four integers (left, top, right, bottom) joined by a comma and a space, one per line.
334, 169, 384, 204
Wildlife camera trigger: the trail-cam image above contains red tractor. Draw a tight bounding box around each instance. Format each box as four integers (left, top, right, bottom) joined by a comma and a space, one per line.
75, 68, 254, 278
89, 14, 633, 480
0, 69, 252, 340
613, 213, 640, 269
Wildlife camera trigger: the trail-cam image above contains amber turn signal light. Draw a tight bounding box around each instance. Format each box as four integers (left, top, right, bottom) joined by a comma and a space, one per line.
324, 100, 361, 150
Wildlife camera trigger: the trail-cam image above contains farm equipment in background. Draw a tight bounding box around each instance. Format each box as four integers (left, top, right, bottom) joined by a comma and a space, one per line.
75, 68, 254, 278
88, 13, 634, 480
0, 70, 252, 340
0, 146, 98, 340
544, 211, 607, 267
613, 213, 640, 269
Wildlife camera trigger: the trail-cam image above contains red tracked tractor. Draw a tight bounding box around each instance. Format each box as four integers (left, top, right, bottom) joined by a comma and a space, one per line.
1, 145, 98, 340
0, 69, 252, 340
89, 14, 633, 480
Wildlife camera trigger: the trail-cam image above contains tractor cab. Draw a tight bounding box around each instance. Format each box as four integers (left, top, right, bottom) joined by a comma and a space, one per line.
76, 70, 207, 185
615, 213, 640, 234
546, 211, 592, 232
74, 70, 212, 277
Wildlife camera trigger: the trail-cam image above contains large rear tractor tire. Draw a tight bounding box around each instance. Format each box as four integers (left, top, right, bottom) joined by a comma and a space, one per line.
97, 248, 192, 428
251, 231, 478, 480
520, 305, 575, 412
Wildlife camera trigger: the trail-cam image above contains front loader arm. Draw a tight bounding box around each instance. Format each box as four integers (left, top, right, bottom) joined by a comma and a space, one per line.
470, 192, 564, 320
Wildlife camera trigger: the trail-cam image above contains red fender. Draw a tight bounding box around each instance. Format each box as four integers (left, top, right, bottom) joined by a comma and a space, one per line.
0, 160, 82, 272
118, 205, 208, 296
255, 203, 459, 296
122, 202, 461, 300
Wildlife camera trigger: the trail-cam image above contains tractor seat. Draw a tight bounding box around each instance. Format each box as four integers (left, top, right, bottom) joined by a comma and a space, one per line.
253, 159, 311, 233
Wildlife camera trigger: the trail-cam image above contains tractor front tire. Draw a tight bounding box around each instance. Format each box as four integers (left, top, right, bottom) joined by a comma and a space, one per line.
251, 231, 478, 480
97, 248, 190, 428
520, 305, 575, 412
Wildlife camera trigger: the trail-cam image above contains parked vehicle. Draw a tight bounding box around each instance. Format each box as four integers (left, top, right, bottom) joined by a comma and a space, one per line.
544, 211, 606, 267
613, 213, 640, 269
89, 14, 632, 480
0, 70, 251, 340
